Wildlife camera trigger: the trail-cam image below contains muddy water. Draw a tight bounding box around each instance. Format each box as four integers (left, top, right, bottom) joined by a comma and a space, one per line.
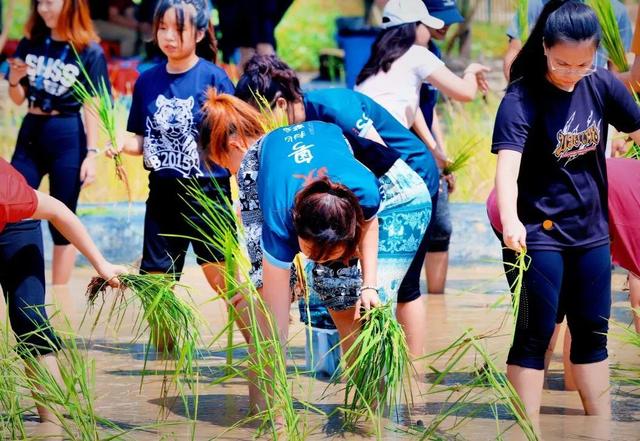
2, 265, 638, 440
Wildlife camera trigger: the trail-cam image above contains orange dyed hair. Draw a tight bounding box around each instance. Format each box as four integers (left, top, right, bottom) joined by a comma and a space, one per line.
200, 88, 266, 165
25, 0, 99, 51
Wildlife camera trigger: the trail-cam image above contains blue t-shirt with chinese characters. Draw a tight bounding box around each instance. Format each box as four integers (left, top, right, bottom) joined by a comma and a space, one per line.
491, 69, 640, 251
127, 58, 234, 179
304, 88, 439, 197
10, 37, 109, 114
258, 121, 382, 268
506, 0, 632, 68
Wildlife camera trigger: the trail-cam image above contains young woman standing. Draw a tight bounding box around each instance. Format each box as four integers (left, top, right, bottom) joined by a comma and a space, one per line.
108, 0, 235, 334
493, 0, 640, 418
7, 0, 109, 285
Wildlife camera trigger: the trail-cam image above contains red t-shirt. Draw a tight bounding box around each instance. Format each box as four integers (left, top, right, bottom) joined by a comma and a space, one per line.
0, 158, 38, 232
486, 158, 640, 276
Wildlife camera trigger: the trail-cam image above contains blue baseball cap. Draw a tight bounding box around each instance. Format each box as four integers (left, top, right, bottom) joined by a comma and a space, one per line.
423, 0, 464, 25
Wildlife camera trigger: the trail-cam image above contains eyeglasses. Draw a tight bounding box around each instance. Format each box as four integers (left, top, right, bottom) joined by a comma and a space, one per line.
548, 59, 596, 77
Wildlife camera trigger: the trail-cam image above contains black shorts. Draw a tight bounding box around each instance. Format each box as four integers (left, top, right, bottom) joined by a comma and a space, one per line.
140, 176, 234, 277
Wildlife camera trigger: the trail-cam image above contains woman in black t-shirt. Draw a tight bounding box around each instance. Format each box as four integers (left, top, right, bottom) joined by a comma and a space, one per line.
493, 0, 640, 420
7, 0, 109, 285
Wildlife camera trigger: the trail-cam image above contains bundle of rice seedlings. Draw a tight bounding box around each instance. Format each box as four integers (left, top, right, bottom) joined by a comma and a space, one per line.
71, 46, 131, 201
180, 180, 307, 440
502, 249, 530, 344
336, 302, 415, 428
588, 0, 628, 72
442, 139, 478, 176
85, 273, 203, 415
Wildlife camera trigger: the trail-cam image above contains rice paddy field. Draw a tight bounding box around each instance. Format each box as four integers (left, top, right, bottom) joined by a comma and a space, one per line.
1, 1, 639, 440
0, 265, 637, 440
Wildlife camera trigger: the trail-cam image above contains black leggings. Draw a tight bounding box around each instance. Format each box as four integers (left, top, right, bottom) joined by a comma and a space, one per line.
0, 221, 61, 357
503, 244, 611, 370
11, 113, 87, 246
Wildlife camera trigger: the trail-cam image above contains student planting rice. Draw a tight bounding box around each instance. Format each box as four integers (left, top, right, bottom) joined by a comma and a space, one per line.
492, 0, 640, 418
0, 157, 125, 423
200, 91, 430, 412
235, 54, 438, 356
6, 0, 109, 285
107, 0, 235, 340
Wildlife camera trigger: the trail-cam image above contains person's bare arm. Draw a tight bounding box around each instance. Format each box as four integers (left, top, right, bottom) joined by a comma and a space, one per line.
428, 63, 490, 102
7, 58, 28, 105
503, 38, 522, 82
354, 217, 380, 319
496, 150, 526, 252
106, 134, 144, 157
32, 191, 126, 285
615, 56, 640, 91
413, 107, 448, 168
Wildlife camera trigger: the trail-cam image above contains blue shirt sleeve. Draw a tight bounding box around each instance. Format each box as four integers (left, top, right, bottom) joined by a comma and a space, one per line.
261, 227, 298, 269
217, 74, 235, 95
491, 87, 532, 154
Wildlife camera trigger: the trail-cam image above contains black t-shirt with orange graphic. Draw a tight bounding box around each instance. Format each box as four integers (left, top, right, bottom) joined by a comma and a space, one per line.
491, 69, 640, 251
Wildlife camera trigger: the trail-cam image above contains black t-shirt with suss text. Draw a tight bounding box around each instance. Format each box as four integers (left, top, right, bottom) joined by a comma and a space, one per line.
10, 36, 109, 114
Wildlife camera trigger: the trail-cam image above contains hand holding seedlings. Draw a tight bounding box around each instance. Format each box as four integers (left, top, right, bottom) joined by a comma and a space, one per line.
95, 262, 127, 288
502, 217, 527, 253
354, 286, 381, 320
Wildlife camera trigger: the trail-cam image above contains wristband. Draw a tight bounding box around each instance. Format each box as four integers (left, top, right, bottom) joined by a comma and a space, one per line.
359, 285, 379, 294
87, 147, 101, 154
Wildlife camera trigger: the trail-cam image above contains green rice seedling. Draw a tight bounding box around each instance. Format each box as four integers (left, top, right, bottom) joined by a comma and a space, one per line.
502, 249, 530, 344
442, 139, 479, 175
17, 311, 129, 440
177, 179, 328, 440
515, 0, 529, 42
609, 316, 640, 387
70, 46, 131, 201
0, 314, 28, 440
418, 329, 539, 440
251, 90, 289, 132
335, 302, 415, 429
588, 0, 628, 72
85, 273, 203, 418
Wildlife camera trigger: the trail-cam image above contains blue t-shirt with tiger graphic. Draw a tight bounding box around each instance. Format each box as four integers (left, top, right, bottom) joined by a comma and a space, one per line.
127, 58, 234, 179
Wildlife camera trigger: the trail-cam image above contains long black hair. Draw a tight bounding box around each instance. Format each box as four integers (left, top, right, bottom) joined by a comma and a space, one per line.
235, 55, 303, 107
355, 23, 417, 86
509, 0, 600, 87
153, 0, 218, 63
